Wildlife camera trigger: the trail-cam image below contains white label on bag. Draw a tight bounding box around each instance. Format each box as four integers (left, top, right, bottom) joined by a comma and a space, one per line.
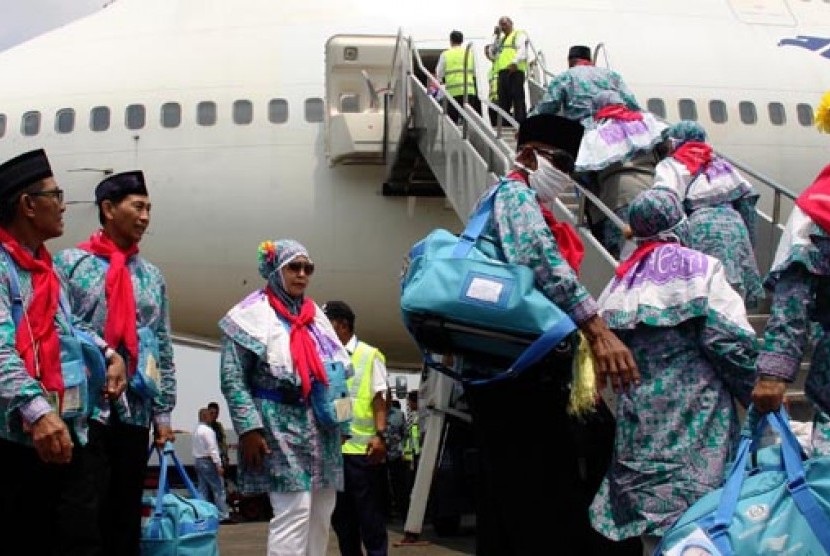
465, 277, 503, 304
334, 397, 353, 423
664, 527, 722, 556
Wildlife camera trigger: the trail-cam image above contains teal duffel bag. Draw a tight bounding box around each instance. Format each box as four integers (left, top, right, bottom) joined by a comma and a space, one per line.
400, 182, 576, 377
655, 407, 830, 555
141, 442, 219, 556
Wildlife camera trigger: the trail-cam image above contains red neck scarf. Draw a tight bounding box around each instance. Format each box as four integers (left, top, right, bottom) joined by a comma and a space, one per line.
265, 289, 328, 399
507, 171, 584, 273
672, 141, 713, 175
78, 230, 139, 374
594, 105, 643, 122
796, 162, 830, 236
572, 59, 593, 67
615, 241, 666, 278
0, 228, 63, 395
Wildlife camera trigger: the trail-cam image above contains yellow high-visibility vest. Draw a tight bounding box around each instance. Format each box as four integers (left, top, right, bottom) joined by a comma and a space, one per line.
341, 341, 385, 455
443, 46, 476, 98
496, 30, 527, 73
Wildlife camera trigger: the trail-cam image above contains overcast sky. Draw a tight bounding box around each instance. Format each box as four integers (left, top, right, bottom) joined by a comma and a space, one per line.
0, 0, 104, 51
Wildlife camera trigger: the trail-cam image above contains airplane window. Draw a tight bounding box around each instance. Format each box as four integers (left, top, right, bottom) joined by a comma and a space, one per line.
646, 98, 666, 118
22, 111, 41, 136
126, 104, 146, 130
55, 109, 75, 134
161, 102, 181, 128
268, 99, 288, 124
0, 114, 5, 138
678, 99, 698, 120
739, 101, 757, 125
709, 100, 728, 124
233, 100, 253, 125
797, 103, 814, 126
90, 106, 110, 132
197, 101, 217, 126
305, 98, 324, 123
768, 102, 786, 126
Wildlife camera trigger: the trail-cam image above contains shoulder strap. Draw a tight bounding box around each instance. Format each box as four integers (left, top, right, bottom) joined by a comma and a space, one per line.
684, 164, 709, 199
451, 181, 503, 258
1, 247, 23, 327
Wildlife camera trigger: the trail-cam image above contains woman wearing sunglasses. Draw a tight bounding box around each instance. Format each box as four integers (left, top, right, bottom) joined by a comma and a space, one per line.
218, 239, 352, 556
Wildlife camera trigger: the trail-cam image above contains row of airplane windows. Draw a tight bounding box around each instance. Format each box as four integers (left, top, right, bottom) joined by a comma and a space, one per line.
0, 97, 817, 137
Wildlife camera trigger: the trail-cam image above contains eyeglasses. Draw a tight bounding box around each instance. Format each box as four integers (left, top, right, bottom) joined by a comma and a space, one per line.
29, 189, 64, 203
284, 261, 315, 275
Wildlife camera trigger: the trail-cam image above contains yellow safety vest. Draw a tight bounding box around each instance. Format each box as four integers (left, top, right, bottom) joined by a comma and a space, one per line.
443, 46, 476, 98
496, 30, 527, 73
403, 414, 420, 461
488, 64, 499, 101
341, 341, 385, 455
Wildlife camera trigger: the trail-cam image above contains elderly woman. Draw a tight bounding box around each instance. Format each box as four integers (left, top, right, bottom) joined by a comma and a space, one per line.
653, 120, 763, 307
752, 162, 830, 455
575, 90, 669, 259
219, 239, 351, 556
588, 188, 758, 554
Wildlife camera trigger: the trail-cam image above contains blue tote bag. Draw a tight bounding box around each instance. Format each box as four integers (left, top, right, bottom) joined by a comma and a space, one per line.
656, 407, 830, 555
141, 442, 220, 556
400, 182, 576, 382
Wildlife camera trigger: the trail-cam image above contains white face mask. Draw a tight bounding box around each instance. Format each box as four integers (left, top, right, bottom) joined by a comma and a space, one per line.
527, 152, 573, 204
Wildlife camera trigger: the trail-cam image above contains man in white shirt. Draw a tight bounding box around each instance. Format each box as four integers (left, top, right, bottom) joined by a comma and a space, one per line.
193, 407, 233, 523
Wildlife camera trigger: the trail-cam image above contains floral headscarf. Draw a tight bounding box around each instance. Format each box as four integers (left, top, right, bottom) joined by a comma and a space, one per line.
629, 188, 690, 245
258, 239, 312, 314
663, 120, 707, 147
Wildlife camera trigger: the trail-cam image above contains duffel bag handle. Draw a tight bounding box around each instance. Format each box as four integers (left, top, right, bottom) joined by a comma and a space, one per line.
147, 441, 205, 517
707, 406, 830, 555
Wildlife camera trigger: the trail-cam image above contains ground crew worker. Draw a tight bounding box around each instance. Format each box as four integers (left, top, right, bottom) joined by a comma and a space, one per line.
494, 16, 529, 123
435, 30, 482, 124
402, 391, 421, 473
325, 300, 390, 556
485, 41, 501, 126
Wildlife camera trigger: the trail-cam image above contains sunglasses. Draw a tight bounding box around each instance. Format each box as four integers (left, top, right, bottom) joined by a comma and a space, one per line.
284, 261, 315, 275
29, 188, 65, 203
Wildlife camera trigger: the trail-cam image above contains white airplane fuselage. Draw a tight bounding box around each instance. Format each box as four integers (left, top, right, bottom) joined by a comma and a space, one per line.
1, 0, 829, 367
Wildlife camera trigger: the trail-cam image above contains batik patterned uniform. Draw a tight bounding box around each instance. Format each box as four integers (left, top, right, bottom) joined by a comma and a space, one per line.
653, 156, 764, 307
487, 178, 597, 323
529, 65, 640, 123
757, 206, 830, 455
589, 243, 757, 540
0, 256, 92, 444
54, 248, 176, 428
219, 290, 349, 495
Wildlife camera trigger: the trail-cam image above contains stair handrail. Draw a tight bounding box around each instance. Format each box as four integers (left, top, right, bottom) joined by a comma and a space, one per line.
526, 35, 555, 85
383, 30, 412, 167
593, 42, 612, 69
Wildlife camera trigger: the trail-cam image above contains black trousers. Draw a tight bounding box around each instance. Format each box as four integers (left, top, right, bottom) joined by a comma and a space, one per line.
386, 457, 411, 520
465, 358, 642, 556
446, 95, 483, 125
89, 418, 151, 556
497, 69, 527, 124
0, 434, 103, 556
331, 454, 389, 556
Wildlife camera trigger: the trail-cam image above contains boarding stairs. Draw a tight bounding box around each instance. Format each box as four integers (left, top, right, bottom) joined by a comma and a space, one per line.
324, 30, 813, 539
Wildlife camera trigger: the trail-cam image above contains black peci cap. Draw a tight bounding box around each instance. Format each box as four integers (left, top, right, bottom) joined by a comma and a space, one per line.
322, 300, 356, 327
0, 149, 53, 202
95, 170, 148, 205
516, 113, 584, 159
567, 45, 592, 61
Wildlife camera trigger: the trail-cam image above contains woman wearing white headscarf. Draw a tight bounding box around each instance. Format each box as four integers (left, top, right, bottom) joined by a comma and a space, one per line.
219, 239, 351, 556
589, 188, 757, 554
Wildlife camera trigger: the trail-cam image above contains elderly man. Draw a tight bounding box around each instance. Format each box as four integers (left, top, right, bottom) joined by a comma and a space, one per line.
493, 16, 529, 123
457, 114, 641, 555
0, 149, 126, 554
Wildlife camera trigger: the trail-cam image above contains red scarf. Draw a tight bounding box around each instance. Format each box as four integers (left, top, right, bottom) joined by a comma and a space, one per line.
615, 241, 665, 278
795, 162, 830, 236
594, 105, 643, 122
672, 141, 713, 175
78, 230, 139, 374
265, 289, 328, 399
507, 171, 584, 273
572, 59, 593, 67
0, 228, 63, 396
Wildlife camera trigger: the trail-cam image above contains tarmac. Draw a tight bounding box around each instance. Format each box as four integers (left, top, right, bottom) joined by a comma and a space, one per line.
217, 516, 476, 555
